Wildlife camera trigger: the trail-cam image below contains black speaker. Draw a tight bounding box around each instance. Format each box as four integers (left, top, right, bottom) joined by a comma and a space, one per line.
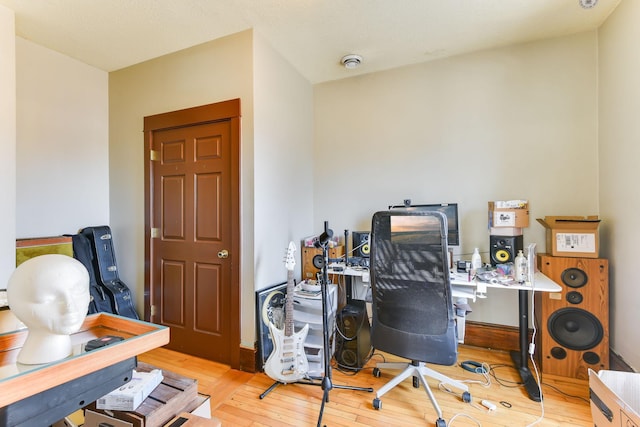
352, 231, 370, 258
489, 235, 523, 265
536, 254, 609, 379
335, 300, 371, 370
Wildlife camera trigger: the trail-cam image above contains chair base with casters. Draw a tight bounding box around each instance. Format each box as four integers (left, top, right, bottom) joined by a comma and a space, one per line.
372, 360, 471, 426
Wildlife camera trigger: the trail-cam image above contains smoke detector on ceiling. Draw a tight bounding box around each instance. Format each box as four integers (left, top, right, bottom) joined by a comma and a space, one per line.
341, 54, 363, 69
579, 0, 598, 9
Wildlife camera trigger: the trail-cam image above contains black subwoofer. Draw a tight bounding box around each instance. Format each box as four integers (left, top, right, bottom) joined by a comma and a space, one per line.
334, 300, 371, 370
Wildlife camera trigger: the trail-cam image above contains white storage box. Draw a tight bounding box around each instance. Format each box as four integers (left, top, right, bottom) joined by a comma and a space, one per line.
96, 368, 163, 411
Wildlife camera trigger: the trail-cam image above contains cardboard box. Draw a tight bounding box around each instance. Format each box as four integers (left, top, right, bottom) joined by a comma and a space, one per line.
84, 409, 134, 427
163, 412, 221, 427
489, 227, 523, 237
537, 216, 601, 258
86, 363, 198, 427
589, 369, 640, 426
96, 369, 164, 411
488, 201, 530, 228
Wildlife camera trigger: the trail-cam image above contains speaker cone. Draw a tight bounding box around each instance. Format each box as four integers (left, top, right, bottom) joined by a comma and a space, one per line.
548, 308, 603, 351
312, 254, 324, 269
566, 291, 583, 305
550, 347, 567, 360
494, 249, 511, 263
339, 349, 357, 367
583, 351, 601, 365
561, 268, 588, 288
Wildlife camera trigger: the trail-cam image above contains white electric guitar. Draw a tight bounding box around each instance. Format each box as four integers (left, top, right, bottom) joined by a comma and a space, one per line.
264, 242, 310, 383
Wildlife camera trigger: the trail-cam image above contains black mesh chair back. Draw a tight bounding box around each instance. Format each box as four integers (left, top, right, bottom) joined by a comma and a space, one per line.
369, 210, 470, 424
370, 209, 457, 364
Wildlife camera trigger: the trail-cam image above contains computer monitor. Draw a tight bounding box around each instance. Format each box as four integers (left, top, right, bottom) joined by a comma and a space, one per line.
388, 203, 459, 247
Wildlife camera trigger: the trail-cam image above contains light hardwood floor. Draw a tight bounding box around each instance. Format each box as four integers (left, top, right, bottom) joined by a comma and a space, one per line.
138, 345, 593, 426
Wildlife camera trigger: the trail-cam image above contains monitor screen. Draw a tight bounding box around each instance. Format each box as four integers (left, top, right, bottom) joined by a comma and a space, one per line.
388, 203, 459, 246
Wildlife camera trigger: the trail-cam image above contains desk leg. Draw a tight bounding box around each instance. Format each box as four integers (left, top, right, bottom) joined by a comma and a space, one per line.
509, 289, 542, 402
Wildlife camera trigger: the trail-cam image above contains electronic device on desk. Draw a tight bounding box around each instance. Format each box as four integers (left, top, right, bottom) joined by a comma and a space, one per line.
388, 201, 460, 247
346, 256, 369, 268
85, 335, 124, 351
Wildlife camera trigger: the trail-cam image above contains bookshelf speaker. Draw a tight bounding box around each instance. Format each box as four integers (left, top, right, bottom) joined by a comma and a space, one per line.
489, 235, 523, 265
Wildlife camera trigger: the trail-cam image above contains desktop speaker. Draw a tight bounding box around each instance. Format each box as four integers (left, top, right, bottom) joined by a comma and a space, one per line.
352, 232, 370, 258
535, 254, 609, 379
489, 235, 523, 265
335, 300, 371, 370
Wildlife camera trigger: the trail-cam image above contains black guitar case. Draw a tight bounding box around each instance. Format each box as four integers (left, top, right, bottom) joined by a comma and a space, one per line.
80, 225, 139, 320
70, 233, 114, 315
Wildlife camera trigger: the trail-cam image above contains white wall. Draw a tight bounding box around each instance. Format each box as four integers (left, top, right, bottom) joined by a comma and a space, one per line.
15, 38, 109, 238
0, 5, 16, 289
598, 0, 640, 371
314, 32, 600, 327
252, 32, 315, 289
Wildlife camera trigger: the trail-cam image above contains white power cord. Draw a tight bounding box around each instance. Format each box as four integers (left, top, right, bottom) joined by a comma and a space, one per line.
525, 287, 544, 426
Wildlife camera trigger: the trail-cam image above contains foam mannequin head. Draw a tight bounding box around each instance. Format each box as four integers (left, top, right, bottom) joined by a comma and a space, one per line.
7, 254, 90, 365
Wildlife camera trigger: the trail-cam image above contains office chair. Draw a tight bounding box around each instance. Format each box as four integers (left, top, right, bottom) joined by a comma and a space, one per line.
369, 210, 471, 427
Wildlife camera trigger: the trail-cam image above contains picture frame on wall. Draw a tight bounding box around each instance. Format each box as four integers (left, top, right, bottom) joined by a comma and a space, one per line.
255, 281, 288, 369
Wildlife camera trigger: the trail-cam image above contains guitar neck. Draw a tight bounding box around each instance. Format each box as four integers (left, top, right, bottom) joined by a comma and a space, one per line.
285, 269, 295, 336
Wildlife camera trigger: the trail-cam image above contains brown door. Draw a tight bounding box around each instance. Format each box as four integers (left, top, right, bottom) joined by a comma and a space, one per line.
144, 99, 241, 368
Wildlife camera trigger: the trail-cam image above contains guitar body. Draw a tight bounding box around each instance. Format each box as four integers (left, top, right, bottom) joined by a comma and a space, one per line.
263, 242, 310, 383
264, 321, 310, 383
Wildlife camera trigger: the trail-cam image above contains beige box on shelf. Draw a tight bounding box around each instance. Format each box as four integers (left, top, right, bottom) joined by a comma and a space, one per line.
488, 201, 529, 228
537, 216, 601, 258
589, 369, 640, 426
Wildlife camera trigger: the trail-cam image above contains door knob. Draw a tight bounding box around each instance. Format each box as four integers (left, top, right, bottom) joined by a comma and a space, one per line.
218, 249, 229, 259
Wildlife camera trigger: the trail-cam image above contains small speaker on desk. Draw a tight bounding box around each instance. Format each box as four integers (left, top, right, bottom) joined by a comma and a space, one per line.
352, 232, 370, 258
489, 235, 523, 265
335, 300, 371, 370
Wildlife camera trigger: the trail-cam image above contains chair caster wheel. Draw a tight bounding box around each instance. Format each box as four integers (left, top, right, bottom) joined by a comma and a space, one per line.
435, 418, 446, 427
373, 367, 381, 378
373, 398, 381, 410
462, 391, 472, 403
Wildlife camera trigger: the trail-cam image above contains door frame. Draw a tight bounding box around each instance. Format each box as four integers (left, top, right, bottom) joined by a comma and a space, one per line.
143, 98, 241, 369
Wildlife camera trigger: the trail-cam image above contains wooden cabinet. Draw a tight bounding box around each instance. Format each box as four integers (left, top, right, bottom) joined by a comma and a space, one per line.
301, 245, 344, 280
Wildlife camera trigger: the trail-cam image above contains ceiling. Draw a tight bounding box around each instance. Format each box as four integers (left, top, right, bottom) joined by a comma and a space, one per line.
0, 0, 621, 84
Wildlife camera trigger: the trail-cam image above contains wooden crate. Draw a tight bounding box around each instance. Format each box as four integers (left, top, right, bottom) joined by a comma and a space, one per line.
86, 362, 199, 427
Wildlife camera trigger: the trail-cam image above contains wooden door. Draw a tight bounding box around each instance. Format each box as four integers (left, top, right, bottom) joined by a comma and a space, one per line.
144, 99, 240, 368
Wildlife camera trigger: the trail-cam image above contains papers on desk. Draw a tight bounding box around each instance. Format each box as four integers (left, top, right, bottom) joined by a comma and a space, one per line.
475, 267, 527, 287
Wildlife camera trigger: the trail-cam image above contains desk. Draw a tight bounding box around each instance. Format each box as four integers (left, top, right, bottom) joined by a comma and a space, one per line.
452, 271, 560, 402
327, 264, 477, 302
329, 263, 561, 402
